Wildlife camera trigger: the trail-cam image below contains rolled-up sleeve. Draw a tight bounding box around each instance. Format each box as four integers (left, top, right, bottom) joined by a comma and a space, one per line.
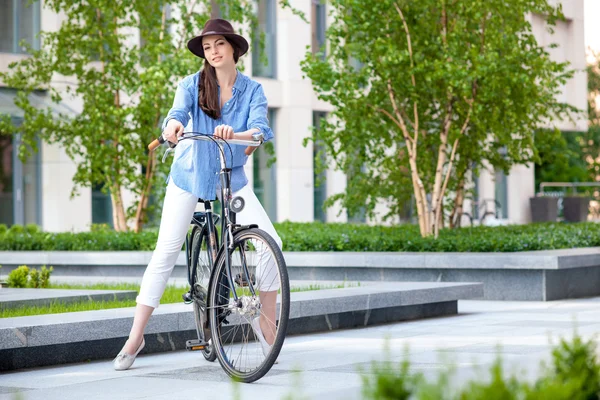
162, 79, 193, 130
247, 84, 274, 141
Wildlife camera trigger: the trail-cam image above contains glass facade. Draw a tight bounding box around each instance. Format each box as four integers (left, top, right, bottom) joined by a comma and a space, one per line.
0, 0, 41, 54
495, 170, 509, 219
0, 133, 41, 226
252, 0, 276, 78
313, 111, 327, 222
0, 136, 14, 225
311, 0, 326, 57
253, 109, 277, 221
91, 184, 113, 227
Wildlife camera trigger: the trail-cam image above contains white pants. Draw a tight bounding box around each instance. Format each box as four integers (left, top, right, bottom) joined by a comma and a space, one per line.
136, 180, 283, 308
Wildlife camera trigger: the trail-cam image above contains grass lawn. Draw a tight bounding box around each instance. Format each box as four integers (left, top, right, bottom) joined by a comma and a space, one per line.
0, 281, 359, 318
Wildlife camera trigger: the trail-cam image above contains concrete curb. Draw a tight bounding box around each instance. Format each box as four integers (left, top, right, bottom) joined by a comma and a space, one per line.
1, 249, 599, 301
2, 247, 600, 270
0, 282, 483, 370
0, 288, 138, 310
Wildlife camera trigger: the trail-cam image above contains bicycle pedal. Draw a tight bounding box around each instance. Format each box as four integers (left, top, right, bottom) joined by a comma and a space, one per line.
234, 273, 256, 287
182, 291, 193, 304
186, 339, 208, 351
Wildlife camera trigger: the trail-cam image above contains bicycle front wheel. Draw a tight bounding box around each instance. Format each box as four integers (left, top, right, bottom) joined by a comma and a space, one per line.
190, 227, 217, 362
208, 227, 289, 383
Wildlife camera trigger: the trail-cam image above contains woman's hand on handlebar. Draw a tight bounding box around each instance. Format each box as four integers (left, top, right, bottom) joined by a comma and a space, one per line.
214, 124, 235, 140
164, 119, 184, 144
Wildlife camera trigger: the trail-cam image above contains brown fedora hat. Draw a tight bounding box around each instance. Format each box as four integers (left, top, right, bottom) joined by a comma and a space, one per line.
187, 18, 249, 59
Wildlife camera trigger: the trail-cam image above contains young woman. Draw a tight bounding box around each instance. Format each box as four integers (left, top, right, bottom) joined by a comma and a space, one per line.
113, 18, 282, 371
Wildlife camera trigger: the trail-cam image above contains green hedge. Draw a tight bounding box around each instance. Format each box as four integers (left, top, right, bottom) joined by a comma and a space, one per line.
0, 222, 599, 252
276, 221, 600, 252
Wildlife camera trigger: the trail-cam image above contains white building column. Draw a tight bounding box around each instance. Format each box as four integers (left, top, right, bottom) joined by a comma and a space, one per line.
275, 106, 314, 221
477, 164, 496, 218
41, 142, 91, 232
270, 0, 315, 222
325, 169, 347, 222
507, 163, 535, 224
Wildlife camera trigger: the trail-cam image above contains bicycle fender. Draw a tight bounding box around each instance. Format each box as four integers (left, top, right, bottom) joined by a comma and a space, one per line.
232, 224, 258, 235
205, 225, 258, 310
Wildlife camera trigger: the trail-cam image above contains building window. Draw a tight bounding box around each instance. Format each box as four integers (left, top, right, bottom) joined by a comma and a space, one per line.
311, 0, 326, 57
21, 137, 41, 225
92, 184, 113, 227
494, 169, 509, 219
472, 173, 480, 221
210, 0, 222, 18
347, 162, 367, 223
253, 109, 277, 221
0, 0, 41, 54
313, 112, 327, 222
0, 132, 42, 226
252, 0, 277, 78
0, 136, 14, 225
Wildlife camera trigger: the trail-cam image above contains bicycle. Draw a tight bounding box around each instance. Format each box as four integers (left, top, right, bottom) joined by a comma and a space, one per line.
148, 131, 290, 383
450, 198, 504, 228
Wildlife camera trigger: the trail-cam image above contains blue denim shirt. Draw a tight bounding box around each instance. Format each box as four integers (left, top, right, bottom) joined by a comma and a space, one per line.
162, 70, 273, 200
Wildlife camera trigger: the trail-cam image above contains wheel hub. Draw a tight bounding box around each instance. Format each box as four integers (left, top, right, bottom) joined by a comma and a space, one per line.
231, 296, 261, 317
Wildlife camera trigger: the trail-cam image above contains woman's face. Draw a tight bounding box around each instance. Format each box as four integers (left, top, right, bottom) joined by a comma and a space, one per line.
202, 35, 236, 68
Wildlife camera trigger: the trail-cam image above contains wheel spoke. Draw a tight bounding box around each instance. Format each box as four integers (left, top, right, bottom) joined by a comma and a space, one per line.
209, 229, 289, 382
190, 228, 217, 362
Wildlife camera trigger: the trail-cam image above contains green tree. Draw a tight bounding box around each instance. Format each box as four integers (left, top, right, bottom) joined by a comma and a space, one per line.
0, 0, 301, 232
302, 0, 577, 237
589, 51, 600, 129
583, 52, 600, 185
534, 128, 589, 192
535, 51, 600, 194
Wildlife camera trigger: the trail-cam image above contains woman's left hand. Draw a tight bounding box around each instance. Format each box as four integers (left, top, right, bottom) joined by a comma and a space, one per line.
214, 124, 235, 140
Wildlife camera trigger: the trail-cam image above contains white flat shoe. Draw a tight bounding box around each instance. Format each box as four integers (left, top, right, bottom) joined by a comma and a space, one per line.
113, 338, 145, 371
251, 316, 278, 364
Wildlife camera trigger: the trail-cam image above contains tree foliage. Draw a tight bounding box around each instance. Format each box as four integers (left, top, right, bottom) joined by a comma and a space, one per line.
589, 51, 600, 129
302, 0, 577, 237
535, 51, 600, 194
0, 0, 300, 231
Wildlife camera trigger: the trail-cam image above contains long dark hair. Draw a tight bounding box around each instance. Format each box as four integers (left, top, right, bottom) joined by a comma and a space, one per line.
199, 38, 241, 120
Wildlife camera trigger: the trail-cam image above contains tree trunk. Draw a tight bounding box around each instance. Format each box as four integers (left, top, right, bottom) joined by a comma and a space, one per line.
134, 153, 157, 233
408, 156, 431, 236
110, 184, 128, 232
449, 179, 465, 228
430, 100, 453, 234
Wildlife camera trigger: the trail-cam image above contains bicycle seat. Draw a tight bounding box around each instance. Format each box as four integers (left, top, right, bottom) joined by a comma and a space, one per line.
190, 211, 220, 225
191, 211, 207, 224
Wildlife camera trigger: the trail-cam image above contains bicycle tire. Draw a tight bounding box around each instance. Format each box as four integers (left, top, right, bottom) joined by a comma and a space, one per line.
190, 227, 217, 362
208, 227, 290, 383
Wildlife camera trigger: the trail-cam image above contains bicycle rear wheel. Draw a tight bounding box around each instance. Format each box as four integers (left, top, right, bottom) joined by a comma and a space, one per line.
190, 227, 217, 362
208, 227, 289, 383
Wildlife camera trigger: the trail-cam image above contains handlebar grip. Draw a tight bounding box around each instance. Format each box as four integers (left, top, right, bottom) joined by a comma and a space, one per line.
148, 135, 166, 151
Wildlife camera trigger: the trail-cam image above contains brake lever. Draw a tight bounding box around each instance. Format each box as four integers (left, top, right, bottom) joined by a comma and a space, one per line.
162, 147, 174, 163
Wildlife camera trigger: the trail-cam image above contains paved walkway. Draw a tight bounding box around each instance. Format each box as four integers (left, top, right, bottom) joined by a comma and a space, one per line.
1, 297, 599, 400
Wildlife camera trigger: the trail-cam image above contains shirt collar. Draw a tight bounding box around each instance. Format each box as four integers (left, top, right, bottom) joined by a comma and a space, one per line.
232, 70, 248, 94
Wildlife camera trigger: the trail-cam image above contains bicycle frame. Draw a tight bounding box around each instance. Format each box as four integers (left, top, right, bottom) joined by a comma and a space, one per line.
185, 200, 218, 287
169, 132, 263, 304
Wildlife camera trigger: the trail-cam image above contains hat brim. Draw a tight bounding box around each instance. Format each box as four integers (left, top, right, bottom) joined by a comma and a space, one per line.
187, 33, 249, 59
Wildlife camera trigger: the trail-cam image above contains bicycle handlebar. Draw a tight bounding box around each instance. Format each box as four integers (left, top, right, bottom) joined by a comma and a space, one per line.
148, 132, 263, 152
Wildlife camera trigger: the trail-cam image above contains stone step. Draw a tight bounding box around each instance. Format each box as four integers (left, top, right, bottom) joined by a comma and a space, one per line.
0, 281, 483, 370
1, 249, 599, 300
0, 288, 137, 310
